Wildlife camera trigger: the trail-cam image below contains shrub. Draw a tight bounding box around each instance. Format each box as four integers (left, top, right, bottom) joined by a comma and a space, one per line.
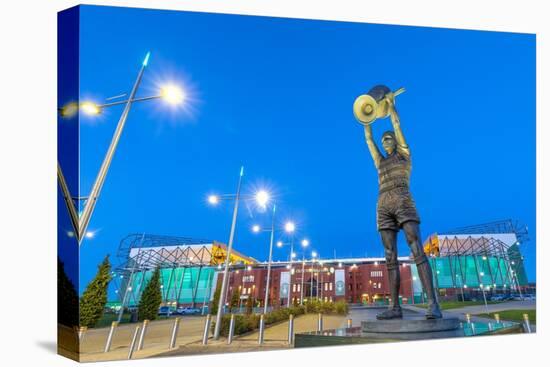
334, 300, 348, 315
216, 314, 260, 337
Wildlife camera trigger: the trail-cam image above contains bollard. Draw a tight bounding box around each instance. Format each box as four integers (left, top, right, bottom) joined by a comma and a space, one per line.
104, 321, 119, 353
347, 318, 352, 328
137, 320, 149, 351
227, 314, 236, 345
258, 314, 265, 345
169, 317, 181, 349
317, 313, 323, 332
488, 322, 494, 332
522, 314, 532, 333
127, 325, 141, 360
465, 313, 471, 323
494, 313, 500, 323
287, 314, 294, 345
74, 326, 87, 344
202, 314, 212, 345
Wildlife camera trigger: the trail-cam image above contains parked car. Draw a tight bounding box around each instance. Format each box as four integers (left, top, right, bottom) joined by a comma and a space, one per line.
176, 307, 201, 315
158, 306, 174, 316
522, 294, 536, 301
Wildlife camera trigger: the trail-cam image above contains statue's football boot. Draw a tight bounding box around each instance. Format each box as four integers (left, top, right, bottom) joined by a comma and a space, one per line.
425, 302, 443, 319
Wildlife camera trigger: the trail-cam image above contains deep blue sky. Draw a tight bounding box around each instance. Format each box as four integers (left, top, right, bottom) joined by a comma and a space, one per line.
76, 5, 536, 293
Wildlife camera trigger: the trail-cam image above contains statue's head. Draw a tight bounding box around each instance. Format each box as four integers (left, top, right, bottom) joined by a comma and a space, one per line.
382, 131, 397, 155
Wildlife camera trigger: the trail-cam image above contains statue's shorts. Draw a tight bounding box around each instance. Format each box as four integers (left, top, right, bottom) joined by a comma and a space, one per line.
376, 187, 420, 232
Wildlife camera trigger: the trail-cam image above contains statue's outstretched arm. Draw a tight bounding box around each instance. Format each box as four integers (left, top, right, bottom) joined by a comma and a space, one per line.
387, 97, 410, 157
364, 124, 382, 168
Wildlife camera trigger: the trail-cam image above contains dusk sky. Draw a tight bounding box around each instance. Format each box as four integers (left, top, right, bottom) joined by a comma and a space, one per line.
73, 5, 536, 294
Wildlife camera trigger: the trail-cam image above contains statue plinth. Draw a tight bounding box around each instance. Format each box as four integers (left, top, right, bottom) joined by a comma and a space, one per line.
361, 317, 460, 339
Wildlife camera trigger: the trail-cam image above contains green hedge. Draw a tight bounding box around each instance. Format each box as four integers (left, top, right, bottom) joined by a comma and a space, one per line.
213, 300, 347, 337
304, 298, 348, 315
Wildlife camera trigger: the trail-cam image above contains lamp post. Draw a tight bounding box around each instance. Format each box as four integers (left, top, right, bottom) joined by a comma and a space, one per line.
209, 178, 271, 339
251, 204, 277, 314
211, 167, 243, 340
300, 239, 309, 305
58, 52, 186, 244
311, 251, 317, 299
285, 222, 295, 307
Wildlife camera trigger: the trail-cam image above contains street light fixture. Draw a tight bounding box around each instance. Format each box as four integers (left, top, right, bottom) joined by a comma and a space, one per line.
210, 166, 245, 340
57, 52, 187, 244
209, 177, 273, 338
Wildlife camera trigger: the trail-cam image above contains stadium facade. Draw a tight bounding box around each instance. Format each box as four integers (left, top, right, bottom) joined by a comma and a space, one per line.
110, 220, 530, 310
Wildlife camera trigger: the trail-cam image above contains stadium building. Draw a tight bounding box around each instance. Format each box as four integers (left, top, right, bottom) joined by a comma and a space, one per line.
110, 220, 530, 310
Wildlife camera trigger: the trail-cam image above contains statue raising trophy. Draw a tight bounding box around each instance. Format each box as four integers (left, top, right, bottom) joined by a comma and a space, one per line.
353, 85, 442, 320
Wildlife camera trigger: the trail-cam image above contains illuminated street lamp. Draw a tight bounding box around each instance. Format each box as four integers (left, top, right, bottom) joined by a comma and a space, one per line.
57, 52, 186, 244
275, 222, 297, 307
209, 173, 272, 339
251, 204, 277, 314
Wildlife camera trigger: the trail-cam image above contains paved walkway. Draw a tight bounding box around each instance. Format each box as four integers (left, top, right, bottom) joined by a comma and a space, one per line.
77, 313, 348, 362
79, 316, 207, 362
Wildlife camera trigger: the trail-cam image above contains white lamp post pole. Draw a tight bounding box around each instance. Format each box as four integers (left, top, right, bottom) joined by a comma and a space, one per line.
213, 167, 244, 340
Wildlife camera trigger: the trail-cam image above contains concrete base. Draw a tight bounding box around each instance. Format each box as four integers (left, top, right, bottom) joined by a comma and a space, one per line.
361, 317, 460, 334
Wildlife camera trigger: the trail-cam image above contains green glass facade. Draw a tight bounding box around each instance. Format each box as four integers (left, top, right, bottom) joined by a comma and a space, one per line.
411, 254, 527, 300
125, 267, 217, 306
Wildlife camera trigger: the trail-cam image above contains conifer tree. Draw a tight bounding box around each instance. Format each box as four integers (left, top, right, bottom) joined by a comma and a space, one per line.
138, 267, 163, 321
210, 282, 222, 315
79, 255, 112, 328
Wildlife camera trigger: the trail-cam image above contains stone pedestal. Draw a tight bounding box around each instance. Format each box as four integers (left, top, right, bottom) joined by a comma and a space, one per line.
359, 316, 461, 340
362, 317, 460, 333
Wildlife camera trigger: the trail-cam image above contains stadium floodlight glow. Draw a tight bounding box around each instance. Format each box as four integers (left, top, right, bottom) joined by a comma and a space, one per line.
207, 195, 220, 205
480, 272, 485, 276
247, 266, 252, 271
312, 251, 317, 258
284, 221, 296, 233
160, 84, 185, 105
252, 224, 261, 233
338, 262, 342, 268
81, 101, 101, 115
291, 252, 297, 258
277, 241, 283, 248
301, 239, 309, 247
85, 231, 95, 239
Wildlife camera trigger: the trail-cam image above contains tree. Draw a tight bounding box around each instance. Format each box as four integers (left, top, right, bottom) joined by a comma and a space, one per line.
230, 290, 240, 308
79, 255, 112, 328
138, 267, 162, 321
210, 282, 222, 315
58, 257, 79, 327
245, 296, 255, 314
